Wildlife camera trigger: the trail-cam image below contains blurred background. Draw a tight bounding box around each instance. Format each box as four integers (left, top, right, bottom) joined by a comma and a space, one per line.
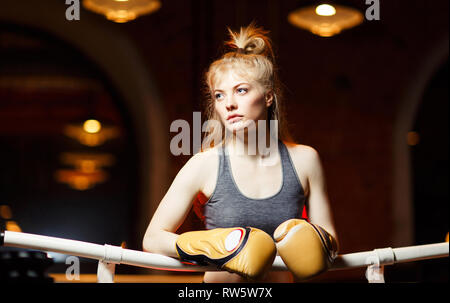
0, 0, 448, 282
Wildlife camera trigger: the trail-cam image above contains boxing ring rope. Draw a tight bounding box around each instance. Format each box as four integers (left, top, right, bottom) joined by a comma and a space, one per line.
1, 230, 448, 283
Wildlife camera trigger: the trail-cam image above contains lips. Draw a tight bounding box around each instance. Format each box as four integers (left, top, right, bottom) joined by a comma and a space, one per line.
227, 114, 243, 124
227, 114, 243, 121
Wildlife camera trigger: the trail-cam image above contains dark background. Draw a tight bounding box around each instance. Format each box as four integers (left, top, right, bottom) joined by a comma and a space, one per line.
0, 0, 448, 281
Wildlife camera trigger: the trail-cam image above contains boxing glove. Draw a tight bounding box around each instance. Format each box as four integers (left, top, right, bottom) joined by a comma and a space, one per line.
176, 227, 276, 280
274, 219, 338, 281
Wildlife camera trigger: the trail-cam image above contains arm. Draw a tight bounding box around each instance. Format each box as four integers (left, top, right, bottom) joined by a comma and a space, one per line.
304, 147, 338, 244
142, 152, 206, 258
273, 146, 339, 280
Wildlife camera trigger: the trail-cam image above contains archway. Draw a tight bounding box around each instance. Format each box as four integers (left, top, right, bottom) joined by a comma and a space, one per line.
0, 0, 169, 251
392, 37, 448, 247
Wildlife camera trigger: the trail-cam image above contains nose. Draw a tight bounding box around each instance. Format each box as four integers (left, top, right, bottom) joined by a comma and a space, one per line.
225, 95, 237, 111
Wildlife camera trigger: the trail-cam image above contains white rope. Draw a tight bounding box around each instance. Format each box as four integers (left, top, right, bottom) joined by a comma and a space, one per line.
2, 230, 449, 272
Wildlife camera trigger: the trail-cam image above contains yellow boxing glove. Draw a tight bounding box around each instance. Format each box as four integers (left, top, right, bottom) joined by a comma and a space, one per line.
274, 219, 338, 281
176, 227, 276, 280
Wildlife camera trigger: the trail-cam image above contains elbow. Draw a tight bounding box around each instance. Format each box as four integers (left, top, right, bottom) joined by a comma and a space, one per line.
142, 228, 179, 258
142, 232, 158, 253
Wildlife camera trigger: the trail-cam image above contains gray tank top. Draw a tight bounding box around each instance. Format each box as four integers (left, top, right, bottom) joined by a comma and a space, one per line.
203, 139, 306, 237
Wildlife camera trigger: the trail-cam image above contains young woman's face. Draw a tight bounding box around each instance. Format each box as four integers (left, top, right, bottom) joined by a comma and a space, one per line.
212, 69, 272, 134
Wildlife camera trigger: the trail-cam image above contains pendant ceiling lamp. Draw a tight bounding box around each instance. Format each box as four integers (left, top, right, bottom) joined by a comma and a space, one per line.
63, 119, 120, 147
83, 0, 161, 23
288, 3, 363, 37
55, 152, 115, 191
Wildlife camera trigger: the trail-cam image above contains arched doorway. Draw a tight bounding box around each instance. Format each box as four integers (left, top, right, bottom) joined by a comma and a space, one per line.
392, 37, 448, 247
410, 61, 448, 282
0, 1, 169, 273
388, 60, 448, 283
0, 22, 139, 265
412, 61, 448, 246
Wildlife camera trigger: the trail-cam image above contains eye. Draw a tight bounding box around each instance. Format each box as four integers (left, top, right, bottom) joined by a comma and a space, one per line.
237, 87, 248, 94
214, 92, 224, 100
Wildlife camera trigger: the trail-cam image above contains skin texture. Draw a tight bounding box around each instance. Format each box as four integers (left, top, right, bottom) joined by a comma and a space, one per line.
142, 69, 338, 283
213, 70, 273, 136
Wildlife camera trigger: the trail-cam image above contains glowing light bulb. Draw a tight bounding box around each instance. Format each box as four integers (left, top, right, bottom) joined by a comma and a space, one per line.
83, 119, 102, 134
316, 4, 336, 16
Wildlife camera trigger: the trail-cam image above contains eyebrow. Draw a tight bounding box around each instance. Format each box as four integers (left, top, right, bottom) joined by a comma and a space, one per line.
214, 82, 250, 93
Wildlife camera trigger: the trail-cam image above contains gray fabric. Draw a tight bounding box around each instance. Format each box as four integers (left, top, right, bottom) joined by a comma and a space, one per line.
204, 139, 306, 237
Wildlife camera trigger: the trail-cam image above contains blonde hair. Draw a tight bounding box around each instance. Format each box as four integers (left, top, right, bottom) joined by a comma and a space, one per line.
201, 23, 294, 150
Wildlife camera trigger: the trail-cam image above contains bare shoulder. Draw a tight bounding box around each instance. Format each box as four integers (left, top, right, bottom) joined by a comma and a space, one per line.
185, 146, 220, 176
192, 145, 221, 164
174, 146, 218, 178
283, 142, 323, 178
170, 146, 220, 196
284, 142, 320, 163
192, 146, 221, 195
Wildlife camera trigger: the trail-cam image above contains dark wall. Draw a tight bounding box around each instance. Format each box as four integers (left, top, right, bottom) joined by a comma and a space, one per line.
117, 0, 448, 251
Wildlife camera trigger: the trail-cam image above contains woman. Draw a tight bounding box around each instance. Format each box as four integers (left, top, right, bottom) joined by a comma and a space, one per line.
143, 24, 338, 283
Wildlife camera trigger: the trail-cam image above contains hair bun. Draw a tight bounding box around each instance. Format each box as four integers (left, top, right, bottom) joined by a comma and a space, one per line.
226, 23, 274, 60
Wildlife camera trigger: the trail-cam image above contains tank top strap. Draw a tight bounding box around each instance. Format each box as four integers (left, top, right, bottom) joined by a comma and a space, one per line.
215, 139, 304, 199
278, 140, 304, 194
218, 141, 234, 188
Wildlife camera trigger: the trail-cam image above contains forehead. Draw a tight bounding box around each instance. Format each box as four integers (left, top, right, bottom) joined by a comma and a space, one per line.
213, 69, 250, 90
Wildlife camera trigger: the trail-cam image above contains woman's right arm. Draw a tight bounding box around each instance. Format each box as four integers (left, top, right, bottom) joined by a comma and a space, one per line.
142, 152, 207, 258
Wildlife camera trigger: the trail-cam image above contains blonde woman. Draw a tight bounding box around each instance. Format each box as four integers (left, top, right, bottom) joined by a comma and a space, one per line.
143, 24, 339, 283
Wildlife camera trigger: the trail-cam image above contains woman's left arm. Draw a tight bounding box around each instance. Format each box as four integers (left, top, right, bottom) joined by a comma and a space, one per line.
304, 147, 338, 243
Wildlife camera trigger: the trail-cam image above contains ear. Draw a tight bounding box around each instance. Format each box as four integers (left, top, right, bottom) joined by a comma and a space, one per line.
265, 90, 274, 107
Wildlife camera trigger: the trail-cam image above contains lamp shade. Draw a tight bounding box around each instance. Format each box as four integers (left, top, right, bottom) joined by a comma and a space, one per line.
83, 0, 161, 23
288, 4, 364, 37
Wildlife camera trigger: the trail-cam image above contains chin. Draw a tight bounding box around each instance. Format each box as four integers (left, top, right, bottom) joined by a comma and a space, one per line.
225, 119, 257, 134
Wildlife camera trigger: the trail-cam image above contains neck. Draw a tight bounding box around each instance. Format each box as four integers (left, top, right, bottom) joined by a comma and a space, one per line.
224, 125, 279, 161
